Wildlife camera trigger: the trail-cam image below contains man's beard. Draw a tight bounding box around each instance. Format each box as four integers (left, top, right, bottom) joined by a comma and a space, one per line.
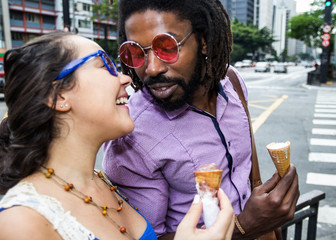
143, 56, 203, 111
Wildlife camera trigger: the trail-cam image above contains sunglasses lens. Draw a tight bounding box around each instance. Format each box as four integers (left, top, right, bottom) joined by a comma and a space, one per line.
119, 42, 145, 68
102, 52, 118, 76
152, 34, 178, 63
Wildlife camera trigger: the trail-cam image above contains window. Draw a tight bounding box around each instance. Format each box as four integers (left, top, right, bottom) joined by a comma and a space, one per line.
78, 19, 91, 29
10, 11, 23, 21
26, 13, 40, 23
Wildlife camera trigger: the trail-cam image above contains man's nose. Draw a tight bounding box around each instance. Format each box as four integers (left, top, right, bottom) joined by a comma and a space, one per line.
145, 50, 168, 77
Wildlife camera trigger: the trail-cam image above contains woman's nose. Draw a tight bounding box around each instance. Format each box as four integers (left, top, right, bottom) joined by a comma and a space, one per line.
119, 72, 132, 87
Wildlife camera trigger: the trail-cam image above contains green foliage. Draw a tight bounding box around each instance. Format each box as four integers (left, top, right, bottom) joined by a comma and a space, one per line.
287, 0, 336, 48
91, 0, 118, 20
287, 11, 325, 47
231, 20, 275, 62
91, 0, 119, 57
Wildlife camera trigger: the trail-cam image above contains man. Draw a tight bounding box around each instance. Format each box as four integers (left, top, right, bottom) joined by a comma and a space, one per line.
103, 0, 300, 239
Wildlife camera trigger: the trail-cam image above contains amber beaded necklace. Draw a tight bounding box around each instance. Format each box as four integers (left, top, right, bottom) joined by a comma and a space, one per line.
40, 166, 137, 240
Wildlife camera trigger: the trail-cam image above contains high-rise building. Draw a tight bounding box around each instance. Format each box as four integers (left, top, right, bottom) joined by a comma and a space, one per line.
221, 0, 255, 24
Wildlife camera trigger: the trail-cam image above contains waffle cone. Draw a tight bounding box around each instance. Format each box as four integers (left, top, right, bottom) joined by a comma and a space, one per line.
193, 170, 223, 189
266, 141, 290, 177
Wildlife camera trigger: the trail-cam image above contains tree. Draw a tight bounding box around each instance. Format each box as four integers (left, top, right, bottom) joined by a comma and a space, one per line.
91, 0, 119, 58
287, 10, 325, 48
231, 20, 275, 62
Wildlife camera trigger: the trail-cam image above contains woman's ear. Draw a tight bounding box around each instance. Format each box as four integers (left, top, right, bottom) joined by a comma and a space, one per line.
46, 91, 71, 112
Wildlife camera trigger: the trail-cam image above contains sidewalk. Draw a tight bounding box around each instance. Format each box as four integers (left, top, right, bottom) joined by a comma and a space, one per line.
303, 80, 336, 90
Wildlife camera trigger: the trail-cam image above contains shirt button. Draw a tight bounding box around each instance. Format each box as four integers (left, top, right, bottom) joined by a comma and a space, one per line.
242, 194, 246, 200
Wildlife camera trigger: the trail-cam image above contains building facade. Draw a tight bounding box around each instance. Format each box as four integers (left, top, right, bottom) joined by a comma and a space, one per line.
3, 0, 116, 49
221, 0, 255, 24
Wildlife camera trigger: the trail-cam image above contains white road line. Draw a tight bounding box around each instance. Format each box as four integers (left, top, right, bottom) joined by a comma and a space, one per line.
307, 172, 336, 187
315, 109, 336, 113
313, 119, 336, 125
312, 128, 336, 135
315, 105, 336, 108
310, 138, 336, 146
314, 113, 336, 118
309, 152, 336, 163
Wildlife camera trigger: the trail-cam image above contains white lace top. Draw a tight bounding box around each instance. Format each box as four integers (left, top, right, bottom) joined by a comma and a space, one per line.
0, 181, 98, 240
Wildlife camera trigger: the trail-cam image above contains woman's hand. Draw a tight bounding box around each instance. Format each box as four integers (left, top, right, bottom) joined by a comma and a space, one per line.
174, 188, 234, 240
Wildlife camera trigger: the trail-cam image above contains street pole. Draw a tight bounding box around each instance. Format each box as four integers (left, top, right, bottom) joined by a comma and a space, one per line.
62, 0, 71, 31
320, 0, 333, 84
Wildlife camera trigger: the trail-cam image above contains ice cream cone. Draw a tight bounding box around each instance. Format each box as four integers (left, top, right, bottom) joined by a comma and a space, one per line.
266, 141, 290, 177
194, 170, 223, 189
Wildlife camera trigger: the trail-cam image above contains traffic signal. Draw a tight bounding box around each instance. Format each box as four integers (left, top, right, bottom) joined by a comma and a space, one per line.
325, 0, 332, 24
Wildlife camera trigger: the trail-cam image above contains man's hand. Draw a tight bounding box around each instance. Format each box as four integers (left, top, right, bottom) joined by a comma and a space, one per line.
232, 163, 300, 239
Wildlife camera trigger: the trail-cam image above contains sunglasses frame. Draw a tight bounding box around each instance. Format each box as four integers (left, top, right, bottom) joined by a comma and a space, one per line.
119, 31, 193, 68
55, 50, 118, 80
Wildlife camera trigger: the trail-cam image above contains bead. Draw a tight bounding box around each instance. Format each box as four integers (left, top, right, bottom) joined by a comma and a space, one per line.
64, 185, 71, 191
103, 205, 107, 210
110, 186, 117, 191
48, 168, 54, 174
120, 227, 126, 233
69, 184, 74, 189
45, 172, 52, 178
118, 200, 123, 205
117, 206, 122, 212
98, 171, 103, 178
124, 197, 129, 202
102, 210, 107, 215
135, 206, 138, 210
84, 196, 92, 203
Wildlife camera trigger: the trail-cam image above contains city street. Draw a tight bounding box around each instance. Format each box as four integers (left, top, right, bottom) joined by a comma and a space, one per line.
239, 65, 336, 239
0, 65, 335, 239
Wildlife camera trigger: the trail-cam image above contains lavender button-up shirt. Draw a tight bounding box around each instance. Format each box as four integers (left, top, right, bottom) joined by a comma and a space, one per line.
103, 68, 252, 237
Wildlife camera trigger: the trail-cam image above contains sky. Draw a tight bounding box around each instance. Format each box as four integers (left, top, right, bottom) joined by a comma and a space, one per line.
296, 0, 315, 13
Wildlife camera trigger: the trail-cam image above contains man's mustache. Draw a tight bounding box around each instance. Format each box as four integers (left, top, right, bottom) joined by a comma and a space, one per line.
144, 75, 183, 86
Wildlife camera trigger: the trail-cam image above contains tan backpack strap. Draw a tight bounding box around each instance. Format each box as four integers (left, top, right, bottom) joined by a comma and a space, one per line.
226, 67, 262, 188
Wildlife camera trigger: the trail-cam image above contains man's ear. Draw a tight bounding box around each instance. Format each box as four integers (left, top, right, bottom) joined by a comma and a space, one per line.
201, 36, 207, 55
46, 91, 71, 112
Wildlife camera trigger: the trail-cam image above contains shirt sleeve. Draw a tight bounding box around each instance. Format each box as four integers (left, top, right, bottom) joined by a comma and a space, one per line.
103, 137, 170, 237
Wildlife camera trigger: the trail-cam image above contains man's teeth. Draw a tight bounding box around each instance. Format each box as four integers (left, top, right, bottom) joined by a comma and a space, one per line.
116, 97, 128, 105
155, 87, 168, 91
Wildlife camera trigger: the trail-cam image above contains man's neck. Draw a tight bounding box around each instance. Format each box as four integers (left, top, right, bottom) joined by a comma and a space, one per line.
190, 88, 217, 117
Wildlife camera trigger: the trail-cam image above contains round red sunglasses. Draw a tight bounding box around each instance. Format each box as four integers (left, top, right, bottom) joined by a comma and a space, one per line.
119, 31, 193, 68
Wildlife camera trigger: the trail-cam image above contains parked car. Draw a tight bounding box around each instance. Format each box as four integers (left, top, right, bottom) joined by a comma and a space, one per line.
242, 59, 252, 68
255, 62, 271, 72
0, 63, 4, 93
234, 61, 243, 68
273, 63, 287, 73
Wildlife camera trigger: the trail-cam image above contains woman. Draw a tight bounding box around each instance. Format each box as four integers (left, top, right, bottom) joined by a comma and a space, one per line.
0, 31, 234, 240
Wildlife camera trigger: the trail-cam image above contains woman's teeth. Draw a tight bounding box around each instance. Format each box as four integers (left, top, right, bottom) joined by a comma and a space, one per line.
116, 97, 128, 105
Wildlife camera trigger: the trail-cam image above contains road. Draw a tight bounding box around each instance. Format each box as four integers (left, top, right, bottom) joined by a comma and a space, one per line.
0, 65, 335, 239
239, 65, 336, 239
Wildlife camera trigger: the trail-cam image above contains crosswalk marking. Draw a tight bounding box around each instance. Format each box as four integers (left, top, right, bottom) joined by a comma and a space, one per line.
313, 119, 336, 125
309, 153, 336, 163
310, 138, 336, 146
315, 109, 336, 113
314, 113, 336, 118
315, 105, 336, 108
306, 173, 336, 187
312, 128, 336, 135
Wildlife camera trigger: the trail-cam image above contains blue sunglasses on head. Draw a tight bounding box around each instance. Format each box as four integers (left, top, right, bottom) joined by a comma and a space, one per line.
55, 50, 118, 80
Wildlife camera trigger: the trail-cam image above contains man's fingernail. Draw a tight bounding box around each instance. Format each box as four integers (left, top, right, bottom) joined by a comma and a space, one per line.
193, 194, 200, 204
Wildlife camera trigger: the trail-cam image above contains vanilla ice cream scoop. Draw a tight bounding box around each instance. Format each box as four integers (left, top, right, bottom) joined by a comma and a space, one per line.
194, 163, 223, 228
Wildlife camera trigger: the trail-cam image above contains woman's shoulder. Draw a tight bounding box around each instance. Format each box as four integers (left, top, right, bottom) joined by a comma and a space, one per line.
0, 205, 62, 240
